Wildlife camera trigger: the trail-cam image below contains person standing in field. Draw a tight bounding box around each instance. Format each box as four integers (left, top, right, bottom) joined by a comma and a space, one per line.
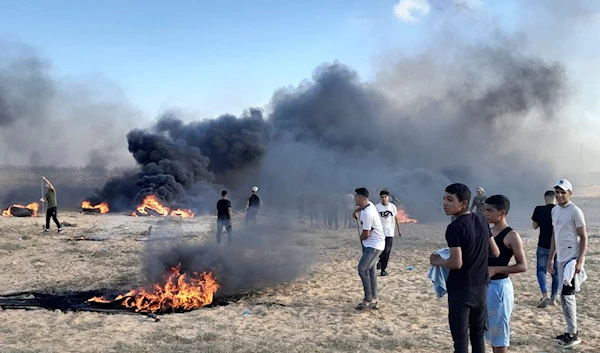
375, 190, 401, 276
343, 192, 355, 229
216, 190, 233, 244
245, 186, 262, 225
531, 190, 558, 308
40, 176, 62, 233
430, 183, 499, 353
354, 187, 385, 310
483, 195, 527, 353
470, 187, 487, 219
548, 179, 588, 348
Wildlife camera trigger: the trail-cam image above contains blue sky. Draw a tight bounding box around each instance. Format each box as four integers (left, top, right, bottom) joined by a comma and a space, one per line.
0, 0, 534, 120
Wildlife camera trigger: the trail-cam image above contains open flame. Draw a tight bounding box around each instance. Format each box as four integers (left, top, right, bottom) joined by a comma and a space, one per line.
131, 195, 194, 218
2, 202, 39, 217
81, 201, 110, 213
396, 209, 417, 224
88, 264, 219, 313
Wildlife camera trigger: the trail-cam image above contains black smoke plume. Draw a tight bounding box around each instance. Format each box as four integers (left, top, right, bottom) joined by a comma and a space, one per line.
87, 109, 271, 212
141, 221, 312, 297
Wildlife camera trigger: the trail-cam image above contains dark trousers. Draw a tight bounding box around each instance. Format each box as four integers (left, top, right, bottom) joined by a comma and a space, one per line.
309, 208, 319, 227
245, 208, 258, 224
46, 207, 61, 230
326, 206, 338, 229
447, 285, 488, 353
344, 209, 353, 228
216, 218, 232, 244
378, 237, 394, 271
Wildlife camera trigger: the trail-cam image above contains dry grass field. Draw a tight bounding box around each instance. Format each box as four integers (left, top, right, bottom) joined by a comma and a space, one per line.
0, 189, 599, 353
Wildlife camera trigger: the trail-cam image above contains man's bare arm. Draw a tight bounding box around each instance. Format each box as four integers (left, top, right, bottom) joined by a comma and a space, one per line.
41, 176, 54, 190
576, 226, 588, 266
532, 221, 539, 229
489, 236, 500, 258
432, 247, 462, 270
360, 229, 370, 241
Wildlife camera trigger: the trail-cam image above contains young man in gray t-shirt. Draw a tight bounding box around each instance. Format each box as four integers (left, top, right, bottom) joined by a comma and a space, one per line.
548, 179, 588, 349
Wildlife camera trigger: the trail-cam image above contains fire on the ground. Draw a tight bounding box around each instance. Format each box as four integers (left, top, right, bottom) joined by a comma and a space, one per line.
2, 202, 39, 217
88, 264, 219, 313
131, 195, 195, 218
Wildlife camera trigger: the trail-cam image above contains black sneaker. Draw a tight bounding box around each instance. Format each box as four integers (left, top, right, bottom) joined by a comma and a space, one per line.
42, 229, 49, 233
381, 270, 389, 276
558, 333, 581, 348
553, 333, 568, 342
376, 262, 381, 270
57, 228, 63, 233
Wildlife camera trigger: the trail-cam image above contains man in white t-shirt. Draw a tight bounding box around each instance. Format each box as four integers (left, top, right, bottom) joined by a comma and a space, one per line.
547, 179, 588, 348
376, 189, 401, 276
354, 187, 385, 310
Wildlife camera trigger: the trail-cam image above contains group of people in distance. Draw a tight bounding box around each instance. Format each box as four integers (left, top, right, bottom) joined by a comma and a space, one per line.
428, 179, 587, 352
215, 186, 262, 244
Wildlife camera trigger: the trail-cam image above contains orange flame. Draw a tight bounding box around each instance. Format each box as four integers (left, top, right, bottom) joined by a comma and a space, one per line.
88, 264, 219, 313
131, 195, 194, 218
135, 195, 170, 216
170, 208, 195, 218
396, 209, 417, 224
81, 201, 110, 213
2, 202, 39, 217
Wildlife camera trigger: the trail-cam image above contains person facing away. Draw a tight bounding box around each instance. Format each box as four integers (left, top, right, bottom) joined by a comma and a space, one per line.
483, 195, 527, 353
245, 186, 262, 224
531, 190, 559, 308
216, 190, 233, 244
430, 183, 500, 353
548, 179, 588, 348
375, 190, 401, 276
40, 176, 62, 233
470, 186, 487, 218
343, 192, 355, 229
354, 187, 385, 311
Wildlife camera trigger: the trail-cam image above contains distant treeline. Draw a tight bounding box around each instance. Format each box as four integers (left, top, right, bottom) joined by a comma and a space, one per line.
0, 165, 136, 188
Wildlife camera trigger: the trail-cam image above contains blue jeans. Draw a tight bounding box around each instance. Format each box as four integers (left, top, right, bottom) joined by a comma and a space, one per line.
358, 246, 383, 301
536, 246, 558, 299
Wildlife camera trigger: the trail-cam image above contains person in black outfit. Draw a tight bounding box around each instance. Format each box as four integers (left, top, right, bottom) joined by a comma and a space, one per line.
531, 190, 558, 308
216, 190, 233, 244
430, 183, 500, 353
245, 186, 262, 225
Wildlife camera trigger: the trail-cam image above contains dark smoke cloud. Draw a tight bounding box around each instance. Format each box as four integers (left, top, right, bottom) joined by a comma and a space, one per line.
141, 221, 313, 297
0, 40, 139, 169
88, 1, 581, 222
88, 109, 271, 212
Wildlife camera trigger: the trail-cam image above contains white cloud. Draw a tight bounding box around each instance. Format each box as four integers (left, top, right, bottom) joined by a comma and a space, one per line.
393, 0, 431, 22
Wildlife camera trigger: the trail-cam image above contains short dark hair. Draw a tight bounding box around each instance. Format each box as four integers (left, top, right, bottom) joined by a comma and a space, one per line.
544, 190, 555, 198
444, 183, 471, 204
355, 187, 369, 198
484, 194, 510, 213
221, 190, 227, 196
380, 190, 390, 196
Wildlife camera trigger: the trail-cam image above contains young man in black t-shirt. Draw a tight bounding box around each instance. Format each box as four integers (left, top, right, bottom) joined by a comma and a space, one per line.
216, 190, 233, 244
430, 183, 500, 353
531, 190, 558, 308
